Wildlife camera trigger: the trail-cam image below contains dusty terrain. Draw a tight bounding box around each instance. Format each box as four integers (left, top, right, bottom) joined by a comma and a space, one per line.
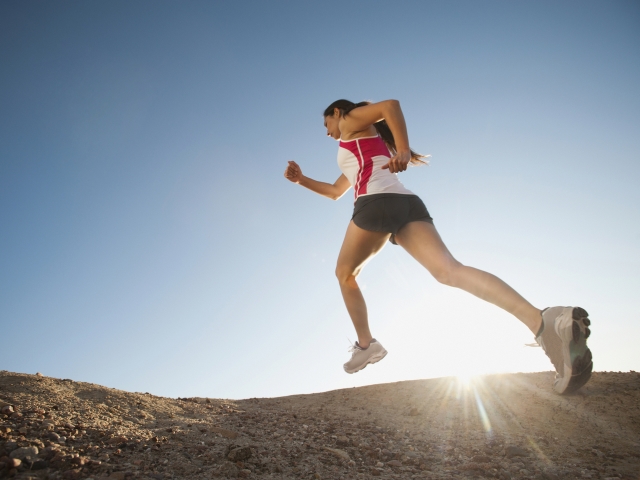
1, 370, 639, 480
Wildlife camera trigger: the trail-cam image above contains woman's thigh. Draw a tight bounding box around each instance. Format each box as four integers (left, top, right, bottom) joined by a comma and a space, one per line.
393, 221, 461, 281
336, 221, 390, 279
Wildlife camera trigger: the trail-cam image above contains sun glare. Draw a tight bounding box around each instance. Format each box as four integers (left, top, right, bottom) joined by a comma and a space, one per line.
455, 373, 476, 389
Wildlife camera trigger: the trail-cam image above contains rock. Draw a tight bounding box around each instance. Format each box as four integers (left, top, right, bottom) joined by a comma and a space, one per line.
4, 441, 17, 452
108, 472, 126, 480
36, 372, 43, 376
336, 435, 350, 446
108, 435, 128, 445
1, 405, 14, 415
228, 446, 252, 462
32, 459, 49, 470
408, 407, 420, 416
211, 426, 240, 439
219, 461, 239, 478
321, 447, 350, 461
62, 468, 83, 480
387, 459, 403, 467
472, 454, 491, 463
51, 452, 67, 465
40, 446, 59, 459
70, 456, 87, 466
8, 458, 22, 468
238, 469, 252, 478
46, 432, 61, 441
505, 446, 529, 458
376, 461, 384, 467
10, 446, 39, 460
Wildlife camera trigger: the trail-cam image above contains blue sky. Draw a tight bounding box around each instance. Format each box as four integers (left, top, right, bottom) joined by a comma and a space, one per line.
1, 1, 639, 399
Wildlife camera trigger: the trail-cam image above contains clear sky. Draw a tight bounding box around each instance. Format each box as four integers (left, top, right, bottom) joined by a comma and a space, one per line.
1, 1, 639, 400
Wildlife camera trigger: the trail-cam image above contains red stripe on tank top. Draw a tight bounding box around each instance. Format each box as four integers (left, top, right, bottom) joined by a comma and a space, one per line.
356, 139, 373, 197
339, 140, 364, 200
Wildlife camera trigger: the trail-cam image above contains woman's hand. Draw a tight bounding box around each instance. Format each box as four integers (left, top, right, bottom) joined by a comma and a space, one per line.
381, 150, 411, 173
284, 160, 303, 183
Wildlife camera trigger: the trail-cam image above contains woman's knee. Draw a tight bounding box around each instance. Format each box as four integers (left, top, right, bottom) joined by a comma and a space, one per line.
335, 265, 358, 286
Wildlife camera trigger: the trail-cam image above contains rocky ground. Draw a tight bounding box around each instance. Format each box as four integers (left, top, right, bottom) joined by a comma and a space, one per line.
1, 370, 639, 480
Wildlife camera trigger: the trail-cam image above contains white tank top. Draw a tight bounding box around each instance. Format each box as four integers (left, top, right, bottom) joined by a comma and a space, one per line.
337, 135, 414, 201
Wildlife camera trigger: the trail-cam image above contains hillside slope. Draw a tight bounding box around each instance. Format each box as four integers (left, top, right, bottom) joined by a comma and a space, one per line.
1, 370, 639, 479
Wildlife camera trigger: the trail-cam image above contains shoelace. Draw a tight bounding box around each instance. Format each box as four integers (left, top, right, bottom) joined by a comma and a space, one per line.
346, 338, 363, 355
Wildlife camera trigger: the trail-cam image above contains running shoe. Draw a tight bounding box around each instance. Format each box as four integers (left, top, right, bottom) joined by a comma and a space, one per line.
343, 339, 388, 374
536, 306, 593, 394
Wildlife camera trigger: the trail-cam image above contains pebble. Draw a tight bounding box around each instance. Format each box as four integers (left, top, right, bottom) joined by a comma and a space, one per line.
321, 446, 350, 461
472, 454, 491, 462
218, 461, 239, 477
4, 441, 18, 452
210, 426, 240, 439
32, 459, 49, 470
506, 446, 529, 458
10, 446, 39, 460
62, 468, 82, 479
228, 446, 252, 462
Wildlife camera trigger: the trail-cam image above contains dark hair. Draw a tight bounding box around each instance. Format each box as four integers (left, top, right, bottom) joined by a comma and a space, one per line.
323, 99, 428, 165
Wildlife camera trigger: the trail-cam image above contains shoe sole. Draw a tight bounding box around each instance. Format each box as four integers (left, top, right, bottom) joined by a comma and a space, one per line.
555, 306, 593, 394
344, 349, 388, 374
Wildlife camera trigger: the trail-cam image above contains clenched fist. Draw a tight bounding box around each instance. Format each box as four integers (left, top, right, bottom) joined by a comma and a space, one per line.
284, 160, 303, 184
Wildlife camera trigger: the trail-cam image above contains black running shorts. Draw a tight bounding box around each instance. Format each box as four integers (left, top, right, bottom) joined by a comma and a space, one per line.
351, 193, 433, 245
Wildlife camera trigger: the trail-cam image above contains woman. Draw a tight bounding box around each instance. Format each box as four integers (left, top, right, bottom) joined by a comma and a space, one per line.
284, 99, 592, 394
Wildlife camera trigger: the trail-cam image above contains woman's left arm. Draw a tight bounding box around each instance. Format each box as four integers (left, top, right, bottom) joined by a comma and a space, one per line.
340, 100, 411, 173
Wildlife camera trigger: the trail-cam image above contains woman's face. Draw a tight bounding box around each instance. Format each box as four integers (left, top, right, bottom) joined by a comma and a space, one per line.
324, 111, 341, 140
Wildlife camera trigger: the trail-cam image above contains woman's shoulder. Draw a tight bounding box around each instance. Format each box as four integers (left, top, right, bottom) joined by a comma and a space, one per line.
338, 123, 378, 141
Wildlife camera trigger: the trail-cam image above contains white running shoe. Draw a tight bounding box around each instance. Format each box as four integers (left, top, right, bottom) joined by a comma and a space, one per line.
536, 306, 593, 394
343, 339, 388, 374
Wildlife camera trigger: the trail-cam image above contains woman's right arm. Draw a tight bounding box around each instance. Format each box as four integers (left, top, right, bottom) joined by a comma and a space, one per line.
284, 161, 351, 200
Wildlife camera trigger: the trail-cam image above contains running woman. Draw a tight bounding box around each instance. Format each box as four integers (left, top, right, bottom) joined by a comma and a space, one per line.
284, 99, 593, 394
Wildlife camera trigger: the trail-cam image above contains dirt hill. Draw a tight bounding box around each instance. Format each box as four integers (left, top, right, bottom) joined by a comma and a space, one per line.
1, 370, 639, 479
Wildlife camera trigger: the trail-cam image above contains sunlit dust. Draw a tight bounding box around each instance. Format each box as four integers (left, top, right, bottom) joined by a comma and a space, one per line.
473, 387, 492, 434
455, 373, 476, 390
453, 374, 493, 434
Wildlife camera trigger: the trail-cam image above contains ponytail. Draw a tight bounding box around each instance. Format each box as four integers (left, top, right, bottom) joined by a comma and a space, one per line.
323, 99, 429, 166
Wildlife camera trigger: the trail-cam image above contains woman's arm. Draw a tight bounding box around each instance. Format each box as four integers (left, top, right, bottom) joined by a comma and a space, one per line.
340, 100, 412, 173
284, 161, 351, 200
